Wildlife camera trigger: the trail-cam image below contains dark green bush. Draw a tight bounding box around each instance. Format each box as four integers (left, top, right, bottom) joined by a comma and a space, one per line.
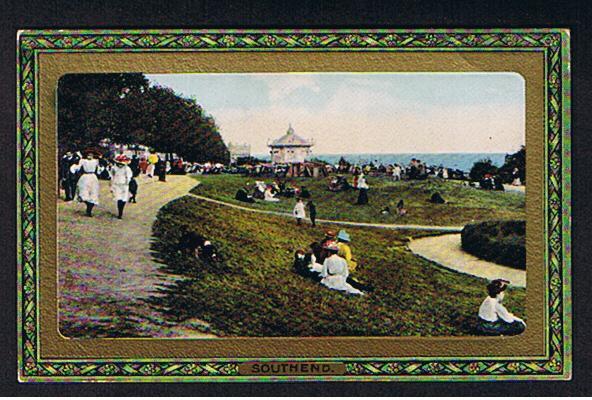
469, 159, 498, 181
461, 220, 526, 269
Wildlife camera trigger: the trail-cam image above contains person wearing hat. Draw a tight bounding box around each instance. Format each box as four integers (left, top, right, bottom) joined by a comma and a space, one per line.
72, 148, 102, 217
314, 229, 337, 264
109, 154, 134, 219
336, 230, 357, 272
477, 279, 526, 335
356, 175, 369, 205
320, 241, 363, 295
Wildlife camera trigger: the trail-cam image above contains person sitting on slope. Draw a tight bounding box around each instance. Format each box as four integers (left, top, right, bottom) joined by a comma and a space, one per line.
477, 279, 526, 336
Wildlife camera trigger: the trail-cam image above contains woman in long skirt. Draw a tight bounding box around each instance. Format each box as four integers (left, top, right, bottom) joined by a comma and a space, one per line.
110, 154, 134, 219
73, 149, 101, 217
356, 176, 369, 205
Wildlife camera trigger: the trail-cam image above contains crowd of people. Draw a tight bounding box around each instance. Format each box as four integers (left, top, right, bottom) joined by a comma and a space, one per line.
59, 147, 182, 219
336, 158, 466, 182
61, 146, 525, 335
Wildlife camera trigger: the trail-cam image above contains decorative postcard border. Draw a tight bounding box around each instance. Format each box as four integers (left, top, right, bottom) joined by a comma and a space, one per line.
16, 29, 571, 382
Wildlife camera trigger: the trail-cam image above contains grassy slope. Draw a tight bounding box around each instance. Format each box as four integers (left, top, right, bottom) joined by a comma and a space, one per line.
190, 174, 525, 226
151, 196, 525, 337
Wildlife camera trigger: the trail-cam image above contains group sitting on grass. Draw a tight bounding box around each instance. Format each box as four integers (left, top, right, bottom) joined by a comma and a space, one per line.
293, 229, 372, 296
235, 179, 311, 204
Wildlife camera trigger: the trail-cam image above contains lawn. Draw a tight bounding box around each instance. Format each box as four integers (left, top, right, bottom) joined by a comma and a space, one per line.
189, 174, 525, 226
150, 195, 526, 337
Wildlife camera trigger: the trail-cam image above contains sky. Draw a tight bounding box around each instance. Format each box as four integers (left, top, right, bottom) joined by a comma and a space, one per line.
145, 73, 525, 155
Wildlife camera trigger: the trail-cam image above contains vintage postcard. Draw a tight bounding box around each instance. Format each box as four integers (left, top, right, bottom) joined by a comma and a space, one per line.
16, 29, 571, 382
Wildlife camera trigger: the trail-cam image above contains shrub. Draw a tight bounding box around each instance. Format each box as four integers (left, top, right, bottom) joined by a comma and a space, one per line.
461, 220, 526, 269
469, 159, 498, 182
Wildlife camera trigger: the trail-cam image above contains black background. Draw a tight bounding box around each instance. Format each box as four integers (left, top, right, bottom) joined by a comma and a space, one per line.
1, 0, 591, 396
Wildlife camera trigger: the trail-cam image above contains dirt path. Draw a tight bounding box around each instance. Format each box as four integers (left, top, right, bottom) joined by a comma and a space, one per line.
408, 234, 526, 287
58, 174, 216, 338
188, 193, 463, 232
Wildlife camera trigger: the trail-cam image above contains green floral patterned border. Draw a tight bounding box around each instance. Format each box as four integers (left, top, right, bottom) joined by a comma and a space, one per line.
16, 29, 571, 382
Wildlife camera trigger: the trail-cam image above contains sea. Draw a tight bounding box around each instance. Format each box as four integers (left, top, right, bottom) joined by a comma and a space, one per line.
253, 153, 508, 173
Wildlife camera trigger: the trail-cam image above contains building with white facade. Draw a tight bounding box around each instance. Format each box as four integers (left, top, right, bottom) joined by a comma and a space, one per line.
268, 124, 314, 165
228, 142, 251, 162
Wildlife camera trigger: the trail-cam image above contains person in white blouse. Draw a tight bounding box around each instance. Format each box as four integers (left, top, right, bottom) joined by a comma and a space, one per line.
293, 198, 306, 225
320, 241, 363, 295
110, 154, 134, 219
478, 279, 526, 335
72, 149, 101, 217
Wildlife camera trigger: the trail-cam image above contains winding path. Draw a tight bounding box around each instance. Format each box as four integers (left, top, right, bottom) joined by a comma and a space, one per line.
189, 187, 525, 285
408, 234, 526, 287
188, 193, 464, 232
58, 175, 523, 338
58, 174, 216, 338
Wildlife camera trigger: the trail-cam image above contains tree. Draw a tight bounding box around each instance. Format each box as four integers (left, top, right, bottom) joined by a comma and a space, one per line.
57, 73, 149, 153
498, 146, 526, 184
469, 159, 498, 182
57, 73, 230, 164
140, 86, 229, 164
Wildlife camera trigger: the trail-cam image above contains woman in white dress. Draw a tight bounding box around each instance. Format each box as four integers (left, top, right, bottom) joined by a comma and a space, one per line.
293, 198, 306, 225
110, 154, 134, 219
320, 241, 363, 295
73, 149, 101, 217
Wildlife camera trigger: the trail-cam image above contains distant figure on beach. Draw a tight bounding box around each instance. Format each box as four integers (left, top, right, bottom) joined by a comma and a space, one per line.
73, 148, 101, 217
293, 198, 306, 225
356, 176, 369, 205
307, 200, 317, 227
477, 279, 526, 336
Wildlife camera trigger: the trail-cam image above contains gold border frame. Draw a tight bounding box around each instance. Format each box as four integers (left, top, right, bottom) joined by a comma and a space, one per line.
40, 51, 543, 360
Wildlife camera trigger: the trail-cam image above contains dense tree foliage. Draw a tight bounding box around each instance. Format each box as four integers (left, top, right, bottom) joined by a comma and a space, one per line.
498, 146, 526, 184
468, 147, 526, 184
469, 159, 498, 181
58, 73, 229, 163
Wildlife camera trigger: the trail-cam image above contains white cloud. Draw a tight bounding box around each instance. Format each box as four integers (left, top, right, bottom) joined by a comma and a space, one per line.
253, 74, 321, 102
